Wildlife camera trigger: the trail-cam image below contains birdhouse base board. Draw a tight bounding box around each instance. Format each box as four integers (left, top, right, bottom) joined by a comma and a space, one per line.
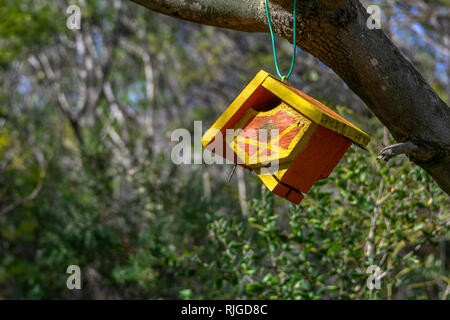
258, 173, 304, 204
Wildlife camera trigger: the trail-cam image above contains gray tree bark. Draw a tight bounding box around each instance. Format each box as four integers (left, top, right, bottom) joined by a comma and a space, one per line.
130, 0, 450, 195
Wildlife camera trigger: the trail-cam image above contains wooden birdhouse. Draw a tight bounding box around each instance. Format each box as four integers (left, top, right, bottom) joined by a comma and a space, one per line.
202, 70, 370, 204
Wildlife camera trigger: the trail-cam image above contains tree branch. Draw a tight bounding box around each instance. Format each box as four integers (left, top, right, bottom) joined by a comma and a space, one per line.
130, 0, 266, 32
377, 141, 421, 162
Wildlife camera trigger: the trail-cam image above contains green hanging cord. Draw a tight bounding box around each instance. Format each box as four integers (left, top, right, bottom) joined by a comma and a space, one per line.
265, 0, 297, 82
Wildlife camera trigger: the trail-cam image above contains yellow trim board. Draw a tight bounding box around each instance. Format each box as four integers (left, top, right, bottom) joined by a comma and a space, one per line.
261, 76, 370, 147
257, 173, 279, 191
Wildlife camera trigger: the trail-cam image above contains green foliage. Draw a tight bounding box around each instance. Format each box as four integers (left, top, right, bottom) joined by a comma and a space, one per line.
197, 139, 449, 299
0, 1, 61, 68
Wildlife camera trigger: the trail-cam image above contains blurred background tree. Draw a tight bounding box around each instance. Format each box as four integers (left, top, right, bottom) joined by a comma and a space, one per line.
0, 0, 448, 299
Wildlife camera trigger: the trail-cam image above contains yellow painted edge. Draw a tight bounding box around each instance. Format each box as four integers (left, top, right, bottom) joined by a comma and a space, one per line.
230, 106, 314, 166
320, 113, 371, 147
257, 173, 278, 191
254, 122, 318, 180
229, 107, 310, 166
201, 70, 270, 147
261, 76, 371, 147
257, 168, 299, 194
274, 168, 288, 181
232, 108, 258, 133
261, 77, 323, 124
